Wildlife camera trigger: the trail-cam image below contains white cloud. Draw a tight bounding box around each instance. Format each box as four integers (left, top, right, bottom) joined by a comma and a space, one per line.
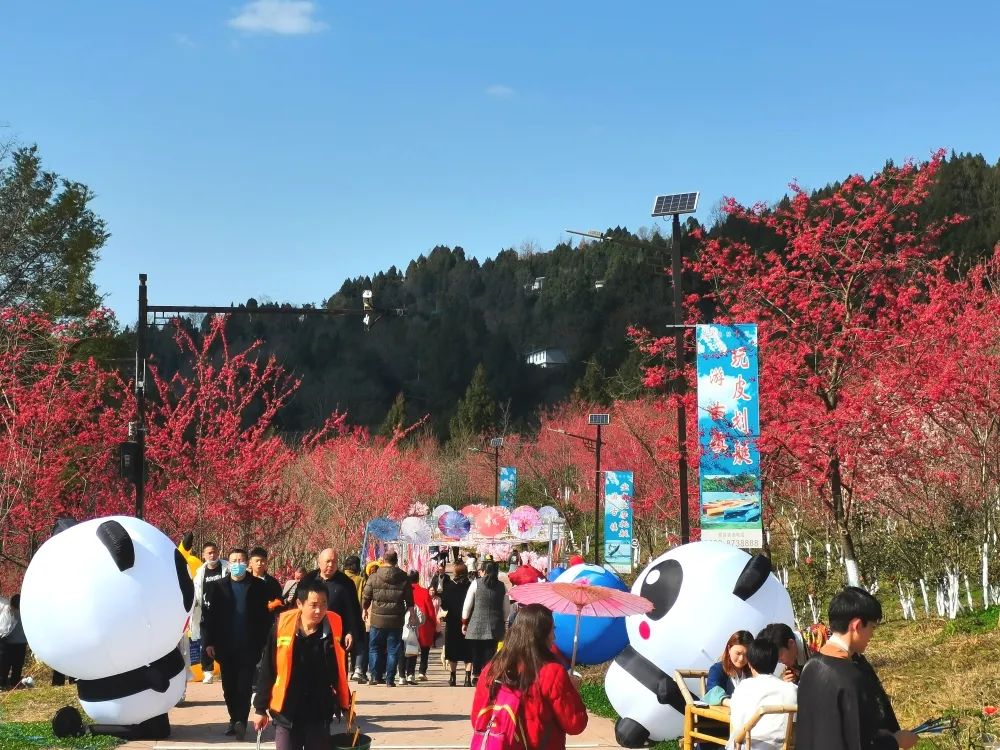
485, 84, 515, 99
172, 33, 196, 47
228, 1, 327, 35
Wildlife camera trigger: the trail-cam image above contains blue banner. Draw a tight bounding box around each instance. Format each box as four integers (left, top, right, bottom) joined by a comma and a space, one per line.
499, 466, 517, 509
695, 324, 763, 548
604, 470, 634, 570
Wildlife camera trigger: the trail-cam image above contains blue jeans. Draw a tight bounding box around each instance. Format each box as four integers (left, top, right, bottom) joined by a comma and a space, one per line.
368, 626, 402, 684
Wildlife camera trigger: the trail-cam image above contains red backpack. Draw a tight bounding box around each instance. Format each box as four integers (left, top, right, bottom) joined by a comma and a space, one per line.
471, 682, 529, 750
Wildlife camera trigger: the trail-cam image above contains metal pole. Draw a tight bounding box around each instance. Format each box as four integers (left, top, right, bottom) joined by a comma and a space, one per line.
494, 445, 500, 506
594, 423, 602, 565
672, 214, 690, 544
136, 274, 148, 520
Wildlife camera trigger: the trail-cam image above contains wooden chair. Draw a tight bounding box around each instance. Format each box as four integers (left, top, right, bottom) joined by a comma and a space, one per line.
673, 668, 709, 706
674, 669, 729, 750
731, 704, 797, 750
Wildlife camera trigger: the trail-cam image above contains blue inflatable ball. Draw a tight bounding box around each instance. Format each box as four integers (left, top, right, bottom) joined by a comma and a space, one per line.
547, 566, 566, 582
551, 564, 629, 665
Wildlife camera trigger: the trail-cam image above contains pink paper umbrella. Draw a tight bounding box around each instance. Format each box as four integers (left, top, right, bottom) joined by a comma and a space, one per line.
509, 506, 541, 538
508, 580, 653, 670
460, 503, 486, 519
474, 506, 510, 537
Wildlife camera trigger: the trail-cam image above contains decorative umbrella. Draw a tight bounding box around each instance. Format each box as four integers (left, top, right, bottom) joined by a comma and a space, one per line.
432, 504, 455, 519
399, 516, 431, 545
509, 506, 541, 538
366, 517, 400, 542
438, 510, 471, 539
460, 503, 486, 519
508, 580, 653, 669
474, 506, 510, 537
538, 505, 561, 522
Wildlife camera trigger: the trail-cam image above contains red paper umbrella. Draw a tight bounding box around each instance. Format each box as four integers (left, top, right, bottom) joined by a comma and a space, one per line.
474, 506, 510, 537
460, 503, 486, 519
508, 580, 653, 669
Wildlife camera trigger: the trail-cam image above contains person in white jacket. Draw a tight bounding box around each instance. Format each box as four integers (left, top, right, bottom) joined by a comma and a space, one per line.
191, 542, 228, 683
727, 639, 797, 750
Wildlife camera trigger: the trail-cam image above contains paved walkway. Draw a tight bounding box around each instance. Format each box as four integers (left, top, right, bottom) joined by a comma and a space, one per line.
120, 648, 619, 750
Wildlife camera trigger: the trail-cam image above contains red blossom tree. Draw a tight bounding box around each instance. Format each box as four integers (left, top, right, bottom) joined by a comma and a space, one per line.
304, 421, 439, 553
692, 150, 963, 583
120, 317, 305, 549
0, 308, 125, 571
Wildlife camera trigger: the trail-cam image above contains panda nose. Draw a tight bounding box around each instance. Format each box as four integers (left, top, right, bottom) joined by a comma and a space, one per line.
639, 621, 651, 640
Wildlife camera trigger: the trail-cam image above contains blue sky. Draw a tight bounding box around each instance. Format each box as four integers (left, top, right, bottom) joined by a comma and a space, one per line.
3, 1, 999, 324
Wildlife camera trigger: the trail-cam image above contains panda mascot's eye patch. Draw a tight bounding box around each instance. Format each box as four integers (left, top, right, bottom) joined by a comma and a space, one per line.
640, 559, 683, 621
97, 520, 135, 572
174, 550, 195, 612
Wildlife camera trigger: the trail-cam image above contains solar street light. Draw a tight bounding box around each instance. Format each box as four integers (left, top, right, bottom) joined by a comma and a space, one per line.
651, 191, 700, 544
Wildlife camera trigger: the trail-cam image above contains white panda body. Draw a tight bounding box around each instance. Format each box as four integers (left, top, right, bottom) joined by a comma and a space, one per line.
606, 541, 795, 745
81, 671, 186, 725
21, 515, 192, 728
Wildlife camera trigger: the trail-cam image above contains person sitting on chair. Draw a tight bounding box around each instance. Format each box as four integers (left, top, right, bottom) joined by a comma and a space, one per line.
727, 638, 797, 750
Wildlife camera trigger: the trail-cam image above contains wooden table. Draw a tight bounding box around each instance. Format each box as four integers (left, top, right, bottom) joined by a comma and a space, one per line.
682, 703, 730, 750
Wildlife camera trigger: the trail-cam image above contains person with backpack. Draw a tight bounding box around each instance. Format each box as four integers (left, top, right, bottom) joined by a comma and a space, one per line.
470, 604, 588, 750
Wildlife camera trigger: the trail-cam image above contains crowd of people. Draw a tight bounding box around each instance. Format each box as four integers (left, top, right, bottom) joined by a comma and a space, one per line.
1, 537, 915, 750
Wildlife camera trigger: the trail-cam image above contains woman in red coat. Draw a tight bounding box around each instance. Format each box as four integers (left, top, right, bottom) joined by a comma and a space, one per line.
470, 604, 588, 750
409, 571, 439, 682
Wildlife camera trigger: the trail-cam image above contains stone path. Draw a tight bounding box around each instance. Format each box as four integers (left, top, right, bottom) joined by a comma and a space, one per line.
120, 648, 619, 750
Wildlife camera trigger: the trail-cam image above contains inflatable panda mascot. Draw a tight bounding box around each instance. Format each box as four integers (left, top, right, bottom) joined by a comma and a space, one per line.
20, 515, 194, 738
605, 541, 795, 747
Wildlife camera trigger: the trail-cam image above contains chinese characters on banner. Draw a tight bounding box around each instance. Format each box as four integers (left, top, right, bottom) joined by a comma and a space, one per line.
604, 470, 634, 572
499, 466, 517, 509
695, 324, 763, 549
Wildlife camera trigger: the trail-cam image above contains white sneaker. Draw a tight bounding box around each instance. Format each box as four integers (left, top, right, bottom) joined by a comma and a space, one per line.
417, 673, 427, 682
201, 672, 214, 684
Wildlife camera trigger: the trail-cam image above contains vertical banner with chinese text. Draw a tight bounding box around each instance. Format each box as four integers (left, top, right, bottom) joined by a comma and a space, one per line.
604, 470, 634, 571
695, 324, 763, 548
499, 467, 517, 509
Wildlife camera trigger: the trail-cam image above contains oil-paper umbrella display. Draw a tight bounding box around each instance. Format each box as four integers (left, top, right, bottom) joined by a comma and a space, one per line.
538, 505, 561, 522
399, 516, 431, 545
438, 510, 471, 539
366, 517, 400, 542
474, 506, 510, 537
508, 580, 653, 670
509, 505, 541, 538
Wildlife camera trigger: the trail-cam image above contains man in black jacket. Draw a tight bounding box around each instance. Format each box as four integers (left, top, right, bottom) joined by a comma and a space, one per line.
201, 548, 273, 740
300, 549, 364, 654
249, 546, 285, 616
797, 587, 918, 750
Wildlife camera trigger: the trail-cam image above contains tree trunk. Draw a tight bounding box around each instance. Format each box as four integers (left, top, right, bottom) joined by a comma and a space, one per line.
828, 453, 862, 586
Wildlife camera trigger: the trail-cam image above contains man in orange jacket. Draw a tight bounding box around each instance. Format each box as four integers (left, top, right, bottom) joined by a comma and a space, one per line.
252, 580, 352, 750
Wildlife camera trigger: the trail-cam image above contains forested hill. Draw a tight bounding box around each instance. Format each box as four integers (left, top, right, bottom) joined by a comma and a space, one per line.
143, 152, 1000, 438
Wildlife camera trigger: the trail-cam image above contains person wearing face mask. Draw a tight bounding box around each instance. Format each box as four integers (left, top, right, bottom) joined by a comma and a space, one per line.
192, 541, 228, 684
201, 548, 272, 741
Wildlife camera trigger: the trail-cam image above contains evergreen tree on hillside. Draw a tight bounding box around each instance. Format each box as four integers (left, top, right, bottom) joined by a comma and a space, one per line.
573, 357, 609, 405
449, 363, 497, 441
379, 391, 407, 435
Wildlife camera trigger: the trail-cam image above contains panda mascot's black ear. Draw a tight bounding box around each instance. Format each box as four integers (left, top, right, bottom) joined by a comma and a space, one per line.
182, 530, 194, 550
733, 554, 772, 601
97, 520, 135, 572
175, 549, 195, 612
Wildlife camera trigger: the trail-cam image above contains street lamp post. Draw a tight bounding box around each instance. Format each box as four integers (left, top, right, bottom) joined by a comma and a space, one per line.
490, 437, 504, 506
651, 192, 700, 544
547, 412, 609, 565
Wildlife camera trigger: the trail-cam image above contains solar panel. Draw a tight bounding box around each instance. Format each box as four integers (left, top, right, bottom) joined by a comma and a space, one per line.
651, 192, 699, 217
588, 413, 611, 426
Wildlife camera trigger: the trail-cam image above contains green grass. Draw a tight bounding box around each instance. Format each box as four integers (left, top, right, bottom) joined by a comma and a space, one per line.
0, 721, 121, 750
579, 681, 680, 750
939, 605, 1000, 638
